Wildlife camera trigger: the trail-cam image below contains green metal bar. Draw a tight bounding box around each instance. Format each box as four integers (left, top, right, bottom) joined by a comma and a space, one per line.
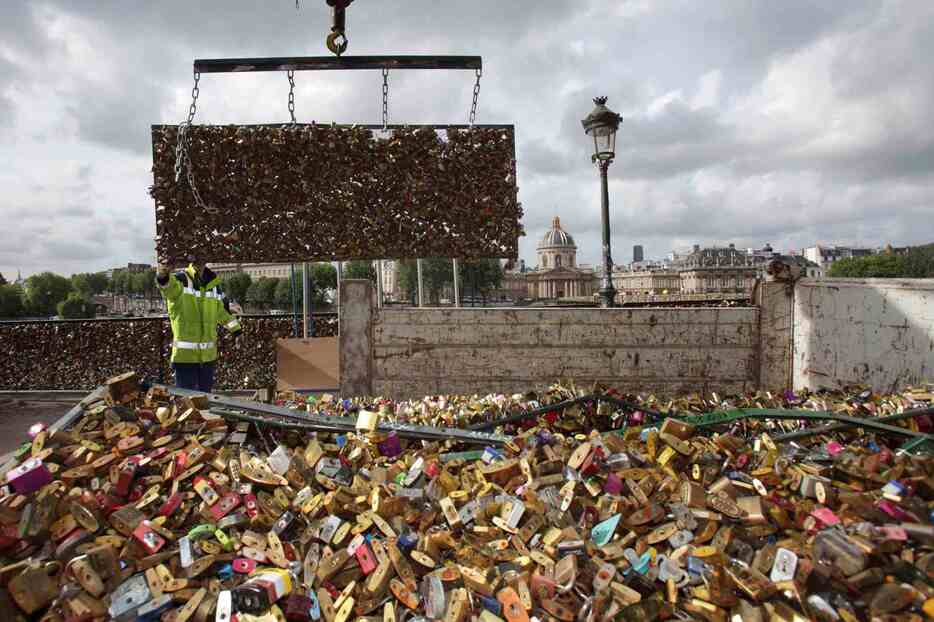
681, 407, 934, 441
774, 406, 934, 442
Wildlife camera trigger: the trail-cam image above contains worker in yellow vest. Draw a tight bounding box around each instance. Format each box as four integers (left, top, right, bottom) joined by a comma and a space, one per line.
156, 260, 242, 392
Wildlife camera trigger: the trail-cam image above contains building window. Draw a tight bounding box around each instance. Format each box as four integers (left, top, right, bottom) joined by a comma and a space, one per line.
556, 256, 562, 267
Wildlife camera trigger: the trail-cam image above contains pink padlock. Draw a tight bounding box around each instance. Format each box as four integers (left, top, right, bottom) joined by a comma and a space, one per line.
6, 457, 53, 494
604, 472, 623, 495
810, 508, 840, 527
233, 558, 257, 574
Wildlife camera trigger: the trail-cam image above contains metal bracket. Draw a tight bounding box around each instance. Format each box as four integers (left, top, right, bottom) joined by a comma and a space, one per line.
156, 384, 510, 446
193, 55, 482, 74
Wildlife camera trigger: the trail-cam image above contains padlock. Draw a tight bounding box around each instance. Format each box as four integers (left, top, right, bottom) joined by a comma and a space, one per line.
5, 457, 53, 494
133, 520, 167, 554
8, 561, 61, 614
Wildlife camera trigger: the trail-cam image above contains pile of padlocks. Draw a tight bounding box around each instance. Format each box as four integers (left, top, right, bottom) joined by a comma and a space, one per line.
2, 373, 934, 621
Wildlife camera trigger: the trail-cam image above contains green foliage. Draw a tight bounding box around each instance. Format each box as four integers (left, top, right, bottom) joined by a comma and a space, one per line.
247, 277, 279, 308
275, 276, 301, 308
222, 272, 252, 303
459, 259, 504, 300
343, 261, 376, 281
25, 272, 73, 316
396, 258, 504, 304
0, 284, 25, 318
397, 258, 448, 303
903, 243, 934, 278
57, 292, 96, 319
306, 263, 337, 307
828, 254, 907, 278
110, 269, 130, 294
71, 272, 109, 297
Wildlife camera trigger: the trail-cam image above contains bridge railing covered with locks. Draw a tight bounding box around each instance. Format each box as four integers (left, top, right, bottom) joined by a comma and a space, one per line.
0, 314, 337, 390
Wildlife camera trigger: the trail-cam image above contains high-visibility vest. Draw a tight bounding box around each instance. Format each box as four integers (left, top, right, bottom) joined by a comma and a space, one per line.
157, 264, 242, 364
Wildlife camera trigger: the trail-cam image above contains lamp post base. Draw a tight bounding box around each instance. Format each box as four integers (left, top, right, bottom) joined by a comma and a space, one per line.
599, 286, 617, 308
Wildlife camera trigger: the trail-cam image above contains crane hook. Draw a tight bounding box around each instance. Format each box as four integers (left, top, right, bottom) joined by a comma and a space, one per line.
326, 0, 353, 56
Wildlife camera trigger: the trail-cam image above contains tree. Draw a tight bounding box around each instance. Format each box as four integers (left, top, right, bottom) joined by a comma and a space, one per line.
222, 272, 252, 304
0, 284, 25, 318
275, 276, 302, 308
459, 259, 504, 302
309, 263, 337, 306
25, 272, 73, 316
343, 261, 376, 281
57, 292, 96, 318
903, 243, 934, 278
247, 277, 279, 308
71, 272, 110, 297
110, 269, 130, 295
397, 258, 455, 303
828, 254, 907, 278
87, 272, 109, 295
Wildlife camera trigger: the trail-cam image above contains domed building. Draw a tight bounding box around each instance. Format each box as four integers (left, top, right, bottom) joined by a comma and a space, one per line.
522, 217, 595, 299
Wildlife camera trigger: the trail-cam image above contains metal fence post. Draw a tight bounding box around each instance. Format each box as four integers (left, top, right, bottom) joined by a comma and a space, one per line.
417, 259, 425, 307
375, 260, 384, 309
302, 262, 311, 338
452, 258, 461, 307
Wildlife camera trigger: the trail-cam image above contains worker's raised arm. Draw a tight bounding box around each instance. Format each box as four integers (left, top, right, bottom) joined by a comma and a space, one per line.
155, 264, 182, 302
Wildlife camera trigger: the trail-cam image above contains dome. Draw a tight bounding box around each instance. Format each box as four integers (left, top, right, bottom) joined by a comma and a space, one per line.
538, 217, 576, 248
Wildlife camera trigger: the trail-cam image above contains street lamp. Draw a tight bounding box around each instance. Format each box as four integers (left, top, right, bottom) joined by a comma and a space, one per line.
582, 96, 622, 308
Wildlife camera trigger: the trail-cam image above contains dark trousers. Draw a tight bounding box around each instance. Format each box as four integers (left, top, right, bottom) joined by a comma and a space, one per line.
172, 362, 216, 393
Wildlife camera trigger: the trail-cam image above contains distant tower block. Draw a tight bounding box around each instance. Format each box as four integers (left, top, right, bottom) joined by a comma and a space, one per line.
633, 245, 644, 263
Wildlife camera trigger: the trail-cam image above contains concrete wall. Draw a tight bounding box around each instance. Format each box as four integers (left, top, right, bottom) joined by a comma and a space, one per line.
338, 279, 761, 398
793, 279, 934, 392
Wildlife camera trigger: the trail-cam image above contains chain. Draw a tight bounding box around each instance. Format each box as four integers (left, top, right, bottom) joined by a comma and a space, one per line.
174, 70, 210, 212
382, 67, 389, 131
469, 67, 482, 127
187, 71, 200, 125
287, 70, 296, 124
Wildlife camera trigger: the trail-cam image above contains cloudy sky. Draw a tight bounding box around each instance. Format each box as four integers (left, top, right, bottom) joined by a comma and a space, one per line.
2, 0, 933, 280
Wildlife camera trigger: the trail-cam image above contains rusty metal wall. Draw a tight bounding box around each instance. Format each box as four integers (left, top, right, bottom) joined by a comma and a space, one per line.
0, 314, 337, 390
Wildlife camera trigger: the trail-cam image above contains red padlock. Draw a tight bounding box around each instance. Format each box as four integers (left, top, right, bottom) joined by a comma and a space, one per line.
128, 483, 145, 503
243, 494, 259, 519
174, 451, 189, 474
208, 492, 241, 521
233, 558, 258, 574
158, 493, 183, 518
115, 461, 137, 497
132, 520, 166, 555
0, 524, 20, 549
355, 542, 377, 575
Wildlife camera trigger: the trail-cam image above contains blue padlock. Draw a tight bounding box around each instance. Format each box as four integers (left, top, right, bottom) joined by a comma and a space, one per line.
309, 588, 321, 621
398, 532, 419, 552
479, 595, 502, 615
217, 563, 234, 581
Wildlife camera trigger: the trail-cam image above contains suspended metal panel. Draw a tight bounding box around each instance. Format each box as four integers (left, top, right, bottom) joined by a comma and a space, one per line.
151, 124, 521, 263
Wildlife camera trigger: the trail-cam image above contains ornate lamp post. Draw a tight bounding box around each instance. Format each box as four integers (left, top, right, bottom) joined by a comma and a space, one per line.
582, 96, 622, 308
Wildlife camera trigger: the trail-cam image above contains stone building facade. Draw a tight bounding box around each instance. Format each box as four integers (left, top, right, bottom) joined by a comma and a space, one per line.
522, 217, 595, 299
677, 244, 758, 294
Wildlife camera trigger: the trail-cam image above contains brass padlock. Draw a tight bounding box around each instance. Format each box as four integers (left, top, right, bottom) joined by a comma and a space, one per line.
8, 561, 61, 614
